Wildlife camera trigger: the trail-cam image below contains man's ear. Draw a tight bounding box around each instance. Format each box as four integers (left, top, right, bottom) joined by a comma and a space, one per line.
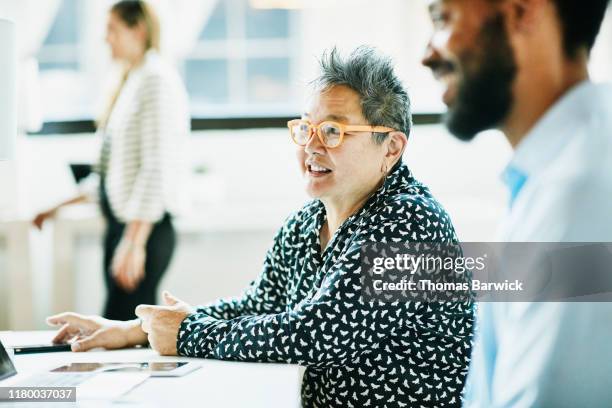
385, 131, 408, 161
504, 0, 548, 34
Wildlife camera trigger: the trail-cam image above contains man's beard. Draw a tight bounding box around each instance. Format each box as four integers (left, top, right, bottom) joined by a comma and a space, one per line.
445, 14, 518, 141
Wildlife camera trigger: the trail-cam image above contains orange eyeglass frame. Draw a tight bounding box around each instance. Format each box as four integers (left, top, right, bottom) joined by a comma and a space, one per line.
287, 119, 396, 148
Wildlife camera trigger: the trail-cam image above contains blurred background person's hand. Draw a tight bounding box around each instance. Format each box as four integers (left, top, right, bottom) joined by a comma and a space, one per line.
31, 195, 87, 230
32, 207, 58, 230
112, 239, 147, 292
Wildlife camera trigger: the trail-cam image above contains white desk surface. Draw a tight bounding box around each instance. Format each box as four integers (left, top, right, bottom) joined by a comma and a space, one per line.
0, 332, 302, 407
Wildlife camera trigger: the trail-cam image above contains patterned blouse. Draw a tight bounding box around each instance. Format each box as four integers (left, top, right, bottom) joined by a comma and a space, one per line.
177, 163, 474, 407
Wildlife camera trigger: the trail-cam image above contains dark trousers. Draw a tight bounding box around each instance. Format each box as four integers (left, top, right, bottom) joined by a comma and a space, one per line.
100, 181, 176, 321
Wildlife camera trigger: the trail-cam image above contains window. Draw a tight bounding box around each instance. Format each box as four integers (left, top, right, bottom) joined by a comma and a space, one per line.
184, 0, 299, 117
37, 0, 80, 71
28, 0, 612, 129
36, 0, 98, 122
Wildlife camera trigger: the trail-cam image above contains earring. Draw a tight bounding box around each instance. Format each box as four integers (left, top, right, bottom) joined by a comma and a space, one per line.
380, 162, 390, 187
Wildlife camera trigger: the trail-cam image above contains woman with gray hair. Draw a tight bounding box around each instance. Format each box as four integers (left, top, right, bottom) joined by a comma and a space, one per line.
47, 47, 473, 407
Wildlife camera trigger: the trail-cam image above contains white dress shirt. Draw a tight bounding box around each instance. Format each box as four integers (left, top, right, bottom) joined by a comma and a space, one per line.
101, 50, 190, 223
465, 80, 612, 407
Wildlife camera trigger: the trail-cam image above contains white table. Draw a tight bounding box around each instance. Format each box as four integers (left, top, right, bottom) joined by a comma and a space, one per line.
0, 331, 302, 407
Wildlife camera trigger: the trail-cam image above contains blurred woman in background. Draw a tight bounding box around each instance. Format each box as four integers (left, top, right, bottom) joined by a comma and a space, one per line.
33, 0, 190, 321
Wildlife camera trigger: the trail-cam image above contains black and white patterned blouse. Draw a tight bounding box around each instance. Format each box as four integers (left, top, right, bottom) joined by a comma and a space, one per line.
177, 163, 474, 407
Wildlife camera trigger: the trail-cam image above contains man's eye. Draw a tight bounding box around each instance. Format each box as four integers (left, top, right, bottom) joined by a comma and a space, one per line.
430, 10, 449, 28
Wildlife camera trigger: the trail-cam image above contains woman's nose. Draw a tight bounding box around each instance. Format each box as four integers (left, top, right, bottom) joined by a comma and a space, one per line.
304, 130, 325, 155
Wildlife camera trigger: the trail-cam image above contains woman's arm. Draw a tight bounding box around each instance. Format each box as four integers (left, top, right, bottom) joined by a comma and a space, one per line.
46, 313, 148, 351
32, 194, 88, 230
176, 199, 473, 368
176, 238, 413, 367
123, 220, 153, 246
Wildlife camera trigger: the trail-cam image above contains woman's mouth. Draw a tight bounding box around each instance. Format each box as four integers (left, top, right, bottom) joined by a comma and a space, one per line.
307, 163, 332, 177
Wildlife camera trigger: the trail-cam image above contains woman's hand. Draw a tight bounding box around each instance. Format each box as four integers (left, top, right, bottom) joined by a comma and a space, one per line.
32, 208, 58, 230
32, 195, 89, 230
112, 239, 147, 292
135, 291, 195, 356
112, 220, 153, 292
46, 312, 147, 352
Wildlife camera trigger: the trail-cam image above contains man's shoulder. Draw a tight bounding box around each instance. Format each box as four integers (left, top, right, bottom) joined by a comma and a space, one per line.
506, 165, 612, 241
588, 82, 612, 111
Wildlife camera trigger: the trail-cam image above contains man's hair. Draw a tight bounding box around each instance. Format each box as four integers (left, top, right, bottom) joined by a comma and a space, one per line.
549, 0, 608, 58
313, 46, 412, 143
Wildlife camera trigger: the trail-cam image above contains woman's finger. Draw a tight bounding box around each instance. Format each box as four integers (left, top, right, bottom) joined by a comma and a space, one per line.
111, 253, 123, 278
140, 318, 151, 334
129, 253, 145, 291
114, 257, 130, 291
47, 312, 89, 328
118, 271, 131, 291
71, 330, 106, 352
51, 323, 74, 344
124, 264, 136, 292
147, 333, 158, 353
133, 260, 145, 287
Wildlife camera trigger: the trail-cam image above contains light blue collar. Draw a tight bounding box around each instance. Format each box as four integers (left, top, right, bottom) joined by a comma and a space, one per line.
502, 166, 528, 207
501, 80, 595, 207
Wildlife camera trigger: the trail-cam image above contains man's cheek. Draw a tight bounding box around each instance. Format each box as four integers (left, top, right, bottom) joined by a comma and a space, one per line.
431, 29, 453, 55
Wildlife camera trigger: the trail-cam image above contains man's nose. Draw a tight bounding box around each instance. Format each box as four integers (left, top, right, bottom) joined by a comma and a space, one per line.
421, 40, 438, 68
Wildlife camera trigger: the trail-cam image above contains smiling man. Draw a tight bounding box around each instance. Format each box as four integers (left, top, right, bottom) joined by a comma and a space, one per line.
48, 47, 474, 407
422, 0, 612, 406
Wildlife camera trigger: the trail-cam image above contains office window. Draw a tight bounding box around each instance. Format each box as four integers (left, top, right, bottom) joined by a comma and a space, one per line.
185, 59, 229, 104
27, 0, 612, 129
36, 0, 93, 122
184, 0, 298, 117
37, 0, 80, 71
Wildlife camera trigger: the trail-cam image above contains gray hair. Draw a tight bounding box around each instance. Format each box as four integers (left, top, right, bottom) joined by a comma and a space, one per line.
313, 46, 412, 143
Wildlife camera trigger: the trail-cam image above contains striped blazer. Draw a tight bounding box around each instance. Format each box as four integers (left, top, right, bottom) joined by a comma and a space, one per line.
99, 51, 190, 223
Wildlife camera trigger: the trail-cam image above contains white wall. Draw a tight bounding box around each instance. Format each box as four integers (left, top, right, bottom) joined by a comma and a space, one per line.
0, 236, 7, 328
297, 1, 444, 112
591, 6, 612, 82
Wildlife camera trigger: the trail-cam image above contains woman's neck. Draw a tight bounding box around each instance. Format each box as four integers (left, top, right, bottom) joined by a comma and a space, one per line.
125, 51, 147, 71
320, 182, 382, 249
324, 197, 368, 236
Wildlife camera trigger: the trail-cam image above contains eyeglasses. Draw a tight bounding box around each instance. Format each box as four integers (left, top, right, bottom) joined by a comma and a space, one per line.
287, 119, 395, 148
